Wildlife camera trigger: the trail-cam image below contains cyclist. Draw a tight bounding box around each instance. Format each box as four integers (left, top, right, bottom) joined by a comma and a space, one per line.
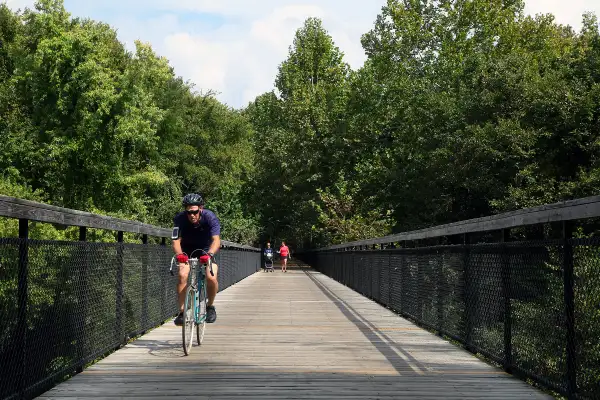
279, 241, 290, 272
172, 193, 221, 326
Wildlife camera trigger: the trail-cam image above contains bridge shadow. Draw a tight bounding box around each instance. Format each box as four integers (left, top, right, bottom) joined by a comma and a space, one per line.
302, 268, 428, 377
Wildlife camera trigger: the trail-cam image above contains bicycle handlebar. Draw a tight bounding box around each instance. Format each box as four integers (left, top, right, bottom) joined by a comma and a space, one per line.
169, 249, 215, 277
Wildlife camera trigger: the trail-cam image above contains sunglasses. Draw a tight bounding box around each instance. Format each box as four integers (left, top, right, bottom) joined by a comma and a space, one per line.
186, 209, 201, 215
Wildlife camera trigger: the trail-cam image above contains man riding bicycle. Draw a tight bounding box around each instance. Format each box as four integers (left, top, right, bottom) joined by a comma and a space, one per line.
172, 193, 220, 326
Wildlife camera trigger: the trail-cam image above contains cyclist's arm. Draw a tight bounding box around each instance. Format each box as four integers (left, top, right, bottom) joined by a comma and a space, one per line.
172, 238, 183, 255
171, 220, 184, 255
208, 235, 220, 256
207, 211, 221, 257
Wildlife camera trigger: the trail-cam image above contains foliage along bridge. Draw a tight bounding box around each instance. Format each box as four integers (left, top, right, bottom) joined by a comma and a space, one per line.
1, 194, 600, 399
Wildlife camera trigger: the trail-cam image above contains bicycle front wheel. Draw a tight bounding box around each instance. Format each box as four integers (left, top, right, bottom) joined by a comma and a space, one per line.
182, 285, 196, 355
196, 277, 208, 345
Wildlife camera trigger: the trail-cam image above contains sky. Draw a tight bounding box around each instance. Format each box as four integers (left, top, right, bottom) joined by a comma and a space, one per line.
4, 0, 600, 109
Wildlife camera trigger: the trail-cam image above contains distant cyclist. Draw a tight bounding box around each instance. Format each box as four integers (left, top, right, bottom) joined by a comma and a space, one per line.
172, 193, 221, 326
279, 241, 290, 272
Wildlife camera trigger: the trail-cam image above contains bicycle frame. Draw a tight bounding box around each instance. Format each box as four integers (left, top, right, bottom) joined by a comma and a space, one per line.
178, 251, 214, 354
169, 249, 215, 324
188, 258, 208, 324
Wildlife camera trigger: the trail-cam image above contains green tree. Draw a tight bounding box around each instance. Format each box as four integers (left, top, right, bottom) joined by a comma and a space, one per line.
249, 18, 357, 246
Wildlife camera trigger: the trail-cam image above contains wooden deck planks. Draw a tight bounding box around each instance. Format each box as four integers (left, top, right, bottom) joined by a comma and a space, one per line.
38, 263, 553, 399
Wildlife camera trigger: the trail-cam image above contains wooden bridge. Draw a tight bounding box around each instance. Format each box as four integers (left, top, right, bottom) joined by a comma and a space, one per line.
37, 262, 549, 399
5, 194, 600, 399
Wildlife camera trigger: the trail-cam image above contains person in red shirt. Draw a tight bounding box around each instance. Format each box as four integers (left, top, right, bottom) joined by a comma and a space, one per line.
279, 241, 290, 272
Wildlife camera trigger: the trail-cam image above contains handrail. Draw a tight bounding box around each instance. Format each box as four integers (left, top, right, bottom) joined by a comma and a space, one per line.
316, 195, 600, 250
0, 195, 259, 250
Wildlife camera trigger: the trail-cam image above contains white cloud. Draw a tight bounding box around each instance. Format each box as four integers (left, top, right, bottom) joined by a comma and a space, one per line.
251, 5, 325, 51
524, 0, 600, 31
2, 0, 31, 10
163, 33, 229, 94
153, 0, 329, 18
117, 2, 377, 108
4, 0, 600, 108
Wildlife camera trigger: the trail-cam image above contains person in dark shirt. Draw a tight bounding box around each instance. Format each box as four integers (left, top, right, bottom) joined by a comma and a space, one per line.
264, 242, 274, 271
171, 193, 221, 326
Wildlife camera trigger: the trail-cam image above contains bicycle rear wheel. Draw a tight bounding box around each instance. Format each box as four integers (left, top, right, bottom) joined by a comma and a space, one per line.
196, 277, 208, 345
182, 285, 196, 355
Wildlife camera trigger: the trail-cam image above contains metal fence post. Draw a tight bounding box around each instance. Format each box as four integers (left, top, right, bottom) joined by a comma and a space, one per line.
501, 228, 512, 373
17, 218, 29, 397
76, 226, 88, 373
401, 241, 407, 313
388, 243, 394, 307
115, 231, 124, 346
562, 221, 576, 397
141, 234, 148, 331
463, 233, 474, 352
160, 237, 166, 322
437, 245, 445, 334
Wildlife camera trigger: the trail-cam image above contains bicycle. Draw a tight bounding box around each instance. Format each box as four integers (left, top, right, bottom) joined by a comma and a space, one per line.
170, 249, 214, 355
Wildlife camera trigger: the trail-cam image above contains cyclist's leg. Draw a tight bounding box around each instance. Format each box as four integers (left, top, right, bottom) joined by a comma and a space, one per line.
174, 261, 190, 325
205, 263, 219, 323
206, 263, 219, 306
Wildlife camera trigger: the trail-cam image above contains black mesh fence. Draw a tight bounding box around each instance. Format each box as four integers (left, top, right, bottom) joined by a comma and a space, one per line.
300, 238, 600, 399
0, 238, 260, 400
216, 248, 261, 290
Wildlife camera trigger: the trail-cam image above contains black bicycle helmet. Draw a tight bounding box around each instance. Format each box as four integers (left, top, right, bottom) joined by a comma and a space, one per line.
182, 193, 204, 207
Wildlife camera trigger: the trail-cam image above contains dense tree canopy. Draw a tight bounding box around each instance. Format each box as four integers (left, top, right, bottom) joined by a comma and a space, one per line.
0, 0, 258, 243
248, 0, 600, 248
2, 0, 600, 249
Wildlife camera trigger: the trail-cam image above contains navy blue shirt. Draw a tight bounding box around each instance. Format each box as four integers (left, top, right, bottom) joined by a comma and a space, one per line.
173, 209, 220, 255
264, 248, 273, 259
